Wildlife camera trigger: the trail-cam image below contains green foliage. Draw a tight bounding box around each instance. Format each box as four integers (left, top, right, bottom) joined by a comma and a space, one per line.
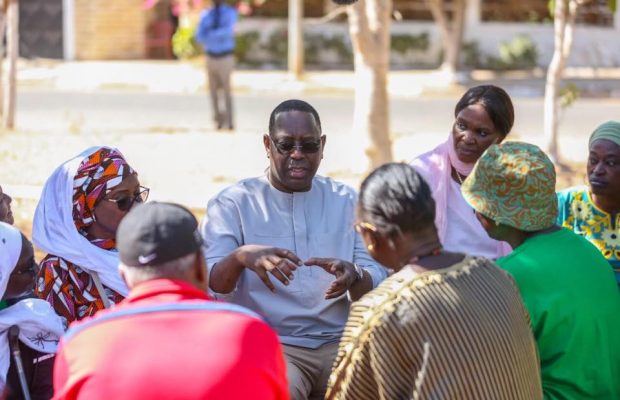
559, 83, 579, 109
485, 35, 538, 70
391, 33, 429, 54
264, 28, 288, 65
461, 40, 483, 68
261, 30, 353, 66
172, 25, 201, 59
498, 35, 538, 69
461, 36, 539, 70
234, 31, 260, 63
548, 0, 555, 18
321, 35, 353, 61
305, 34, 353, 64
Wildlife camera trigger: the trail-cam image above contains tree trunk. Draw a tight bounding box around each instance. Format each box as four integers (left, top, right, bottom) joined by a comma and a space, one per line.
347, 0, 393, 170
0, 2, 7, 118
543, 0, 578, 163
288, 0, 304, 79
427, 0, 466, 80
3, 0, 17, 130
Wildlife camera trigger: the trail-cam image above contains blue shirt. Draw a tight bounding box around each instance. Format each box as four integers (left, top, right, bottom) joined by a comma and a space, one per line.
202, 175, 387, 349
195, 4, 238, 56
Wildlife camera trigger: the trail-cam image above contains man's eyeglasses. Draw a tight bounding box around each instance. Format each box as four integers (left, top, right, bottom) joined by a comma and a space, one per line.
105, 186, 150, 212
269, 136, 322, 155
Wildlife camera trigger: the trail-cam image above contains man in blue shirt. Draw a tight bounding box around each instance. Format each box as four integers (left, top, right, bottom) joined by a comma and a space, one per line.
202, 99, 386, 399
195, 0, 238, 130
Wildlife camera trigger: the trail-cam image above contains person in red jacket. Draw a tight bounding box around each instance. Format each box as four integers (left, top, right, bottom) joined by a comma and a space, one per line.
53, 202, 289, 400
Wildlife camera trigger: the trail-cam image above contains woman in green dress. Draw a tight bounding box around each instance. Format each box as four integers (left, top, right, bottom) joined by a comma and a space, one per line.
557, 120, 620, 285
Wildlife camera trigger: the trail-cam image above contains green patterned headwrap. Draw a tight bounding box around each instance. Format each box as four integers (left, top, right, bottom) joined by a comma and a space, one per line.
461, 142, 558, 232
589, 121, 620, 148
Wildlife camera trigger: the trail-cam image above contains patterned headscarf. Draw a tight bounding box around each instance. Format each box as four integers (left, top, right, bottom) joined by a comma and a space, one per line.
589, 120, 620, 148
461, 142, 558, 232
72, 147, 135, 233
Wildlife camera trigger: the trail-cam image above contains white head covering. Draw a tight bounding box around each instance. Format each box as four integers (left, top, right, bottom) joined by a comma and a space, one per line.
0, 223, 64, 389
0, 222, 21, 297
32, 146, 129, 296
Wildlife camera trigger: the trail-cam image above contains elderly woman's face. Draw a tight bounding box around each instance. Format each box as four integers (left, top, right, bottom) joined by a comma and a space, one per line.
91, 174, 142, 238
0, 185, 13, 225
588, 139, 620, 199
452, 104, 503, 164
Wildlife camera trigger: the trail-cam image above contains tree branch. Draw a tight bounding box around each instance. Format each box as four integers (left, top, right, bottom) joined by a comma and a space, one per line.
306, 6, 348, 24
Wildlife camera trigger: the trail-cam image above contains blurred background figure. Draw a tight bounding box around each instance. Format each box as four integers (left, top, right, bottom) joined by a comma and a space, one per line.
195, 0, 238, 130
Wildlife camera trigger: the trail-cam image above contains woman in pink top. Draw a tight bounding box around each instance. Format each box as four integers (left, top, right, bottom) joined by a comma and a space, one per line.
411, 85, 514, 259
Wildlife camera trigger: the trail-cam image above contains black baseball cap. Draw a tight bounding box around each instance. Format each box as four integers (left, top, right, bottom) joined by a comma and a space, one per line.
117, 202, 203, 267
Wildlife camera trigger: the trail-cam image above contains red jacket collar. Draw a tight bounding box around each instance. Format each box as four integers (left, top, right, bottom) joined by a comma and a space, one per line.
123, 279, 211, 305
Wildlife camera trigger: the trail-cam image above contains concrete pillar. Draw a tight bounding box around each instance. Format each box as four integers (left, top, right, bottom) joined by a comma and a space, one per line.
288, 0, 304, 79
4, 0, 18, 129
63, 0, 76, 60
465, 0, 481, 31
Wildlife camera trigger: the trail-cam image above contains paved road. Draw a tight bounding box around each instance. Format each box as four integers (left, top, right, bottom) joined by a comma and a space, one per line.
16, 89, 620, 139
6, 87, 615, 210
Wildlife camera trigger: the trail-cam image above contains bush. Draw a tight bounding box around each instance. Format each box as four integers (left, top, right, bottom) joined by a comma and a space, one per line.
461, 40, 483, 69
263, 31, 353, 66
263, 29, 288, 66
497, 35, 539, 69
391, 33, 429, 54
323, 35, 353, 61
235, 31, 260, 63
560, 83, 579, 109
172, 25, 201, 59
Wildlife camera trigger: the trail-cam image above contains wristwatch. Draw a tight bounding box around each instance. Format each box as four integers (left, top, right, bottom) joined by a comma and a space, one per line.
353, 263, 364, 282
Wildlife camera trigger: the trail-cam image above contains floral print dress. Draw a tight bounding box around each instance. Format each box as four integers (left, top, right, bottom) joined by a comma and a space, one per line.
557, 187, 620, 285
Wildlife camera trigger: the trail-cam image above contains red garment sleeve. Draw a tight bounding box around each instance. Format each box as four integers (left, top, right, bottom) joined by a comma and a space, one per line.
239, 319, 290, 400
52, 340, 89, 400
52, 341, 70, 400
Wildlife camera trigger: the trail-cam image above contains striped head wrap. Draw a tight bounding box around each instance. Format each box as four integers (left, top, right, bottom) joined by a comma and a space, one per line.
589, 121, 620, 148
72, 147, 135, 232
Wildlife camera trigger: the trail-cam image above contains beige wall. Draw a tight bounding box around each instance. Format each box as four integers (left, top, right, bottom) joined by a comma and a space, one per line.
74, 0, 147, 60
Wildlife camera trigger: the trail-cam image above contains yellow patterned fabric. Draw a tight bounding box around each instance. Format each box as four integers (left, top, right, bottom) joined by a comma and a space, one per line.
461, 142, 557, 231
557, 187, 620, 284
327, 256, 542, 400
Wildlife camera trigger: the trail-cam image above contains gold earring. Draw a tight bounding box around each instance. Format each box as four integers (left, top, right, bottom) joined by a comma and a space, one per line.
367, 244, 374, 251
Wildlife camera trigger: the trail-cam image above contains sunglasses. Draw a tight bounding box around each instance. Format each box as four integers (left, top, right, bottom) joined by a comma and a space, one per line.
104, 186, 150, 212
269, 136, 322, 155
